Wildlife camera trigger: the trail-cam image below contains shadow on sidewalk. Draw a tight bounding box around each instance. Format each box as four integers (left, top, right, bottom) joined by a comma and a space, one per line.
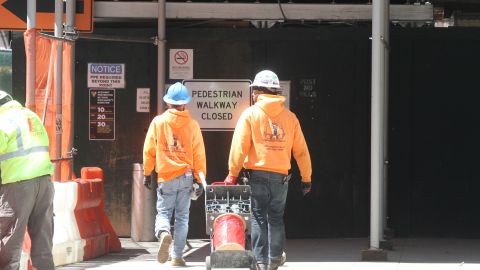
57, 237, 480, 269
185, 238, 480, 264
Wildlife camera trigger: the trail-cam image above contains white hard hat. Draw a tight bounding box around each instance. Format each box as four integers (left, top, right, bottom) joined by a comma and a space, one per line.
0, 90, 12, 105
250, 70, 280, 89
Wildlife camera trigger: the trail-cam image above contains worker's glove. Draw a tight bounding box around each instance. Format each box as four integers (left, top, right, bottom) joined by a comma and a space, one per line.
301, 182, 312, 196
143, 175, 153, 190
191, 183, 204, 200
195, 183, 204, 197
224, 175, 238, 185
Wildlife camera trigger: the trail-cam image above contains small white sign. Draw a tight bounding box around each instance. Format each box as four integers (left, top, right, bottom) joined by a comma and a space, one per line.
136, 88, 150, 112
88, 63, 125, 89
169, 49, 193, 79
278, 81, 291, 109
184, 80, 251, 131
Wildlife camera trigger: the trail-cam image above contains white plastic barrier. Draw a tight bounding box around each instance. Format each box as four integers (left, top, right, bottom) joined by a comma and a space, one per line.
52, 181, 86, 266
19, 250, 29, 270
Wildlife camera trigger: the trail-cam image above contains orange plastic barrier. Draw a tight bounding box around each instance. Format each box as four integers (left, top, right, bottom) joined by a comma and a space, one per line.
74, 178, 109, 260
213, 213, 246, 251
79, 167, 121, 253
80, 167, 103, 180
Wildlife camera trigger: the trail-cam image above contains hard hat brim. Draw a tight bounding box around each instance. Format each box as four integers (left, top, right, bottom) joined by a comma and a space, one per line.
249, 82, 280, 89
163, 95, 191, 105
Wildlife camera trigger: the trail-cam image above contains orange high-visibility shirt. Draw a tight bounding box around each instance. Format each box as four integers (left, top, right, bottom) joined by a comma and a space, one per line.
143, 109, 206, 183
228, 94, 312, 182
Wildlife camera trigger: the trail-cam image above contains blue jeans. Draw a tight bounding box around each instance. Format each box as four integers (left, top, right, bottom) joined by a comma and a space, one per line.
249, 170, 289, 264
155, 173, 193, 258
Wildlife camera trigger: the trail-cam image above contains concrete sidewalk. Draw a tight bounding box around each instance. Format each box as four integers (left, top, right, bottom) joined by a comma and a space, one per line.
57, 238, 480, 270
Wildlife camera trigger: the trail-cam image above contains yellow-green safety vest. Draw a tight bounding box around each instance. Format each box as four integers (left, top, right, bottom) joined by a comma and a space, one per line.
0, 100, 53, 184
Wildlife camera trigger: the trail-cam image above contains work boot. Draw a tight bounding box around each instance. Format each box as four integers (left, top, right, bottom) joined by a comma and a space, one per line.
279, 251, 286, 266
157, 232, 172, 263
269, 256, 283, 270
171, 257, 186, 267
256, 263, 268, 270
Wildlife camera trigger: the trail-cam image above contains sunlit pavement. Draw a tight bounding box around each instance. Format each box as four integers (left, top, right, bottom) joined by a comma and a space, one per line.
56, 238, 480, 270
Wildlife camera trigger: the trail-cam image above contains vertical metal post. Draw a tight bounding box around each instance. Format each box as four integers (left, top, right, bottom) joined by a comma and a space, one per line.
382, 1, 391, 234
66, 0, 76, 181
26, 0, 36, 111
370, 0, 388, 250
157, 0, 166, 115
54, 0, 64, 181
131, 163, 157, 242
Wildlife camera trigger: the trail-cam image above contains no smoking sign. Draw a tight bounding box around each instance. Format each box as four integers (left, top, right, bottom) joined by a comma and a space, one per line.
170, 49, 193, 79
174, 50, 189, 65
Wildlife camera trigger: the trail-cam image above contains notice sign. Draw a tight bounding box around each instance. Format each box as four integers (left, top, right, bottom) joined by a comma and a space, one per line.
184, 80, 251, 131
88, 63, 125, 89
89, 89, 115, 140
169, 49, 193, 79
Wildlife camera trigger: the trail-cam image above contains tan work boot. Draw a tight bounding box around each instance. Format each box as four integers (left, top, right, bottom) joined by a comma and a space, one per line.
269, 254, 284, 270
256, 263, 268, 270
279, 251, 286, 266
157, 232, 172, 263
171, 257, 186, 267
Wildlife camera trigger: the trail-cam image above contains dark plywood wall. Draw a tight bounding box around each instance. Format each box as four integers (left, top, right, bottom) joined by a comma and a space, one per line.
73, 29, 158, 236
11, 26, 480, 239
389, 28, 480, 237
167, 27, 373, 238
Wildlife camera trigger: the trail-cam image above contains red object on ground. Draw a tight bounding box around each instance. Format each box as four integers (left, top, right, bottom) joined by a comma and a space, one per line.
213, 213, 246, 251
75, 167, 122, 256
74, 178, 109, 260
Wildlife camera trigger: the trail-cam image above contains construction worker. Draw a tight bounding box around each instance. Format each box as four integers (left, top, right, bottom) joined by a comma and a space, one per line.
143, 82, 207, 267
224, 70, 312, 270
0, 90, 55, 270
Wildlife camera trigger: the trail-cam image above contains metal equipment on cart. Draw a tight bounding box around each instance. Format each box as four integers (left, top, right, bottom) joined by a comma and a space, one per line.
204, 183, 256, 270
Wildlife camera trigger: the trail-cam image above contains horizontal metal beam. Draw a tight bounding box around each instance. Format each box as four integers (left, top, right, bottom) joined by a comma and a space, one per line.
94, 2, 434, 22
433, 0, 480, 3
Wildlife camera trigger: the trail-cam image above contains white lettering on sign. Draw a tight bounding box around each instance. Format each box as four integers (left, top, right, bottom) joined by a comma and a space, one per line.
184, 80, 251, 131
90, 64, 122, 74
88, 63, 126, 89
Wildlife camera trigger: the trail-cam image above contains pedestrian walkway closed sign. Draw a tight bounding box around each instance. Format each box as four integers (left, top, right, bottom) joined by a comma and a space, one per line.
184, 80, 251, 130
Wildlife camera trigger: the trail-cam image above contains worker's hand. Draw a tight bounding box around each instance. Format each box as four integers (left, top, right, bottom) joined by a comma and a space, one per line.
301, 182, 312, 196
143, 175, 153, 190
195, 184, 204, 198
224, 175, 238, 185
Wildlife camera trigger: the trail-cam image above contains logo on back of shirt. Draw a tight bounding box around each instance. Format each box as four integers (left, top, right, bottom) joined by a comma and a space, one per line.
263, 121, 286, 142
163, 134, 186, 153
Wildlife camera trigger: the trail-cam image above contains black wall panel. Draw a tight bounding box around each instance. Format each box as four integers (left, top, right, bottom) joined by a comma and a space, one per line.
74, 28, 158, 236
389, 29, 480, 237
166, 27, 373, 238
11, 26, 480, 239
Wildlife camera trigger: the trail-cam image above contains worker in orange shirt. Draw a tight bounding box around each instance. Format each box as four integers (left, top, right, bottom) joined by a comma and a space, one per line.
224, 70, 312, 270
143, 82, 207, 267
